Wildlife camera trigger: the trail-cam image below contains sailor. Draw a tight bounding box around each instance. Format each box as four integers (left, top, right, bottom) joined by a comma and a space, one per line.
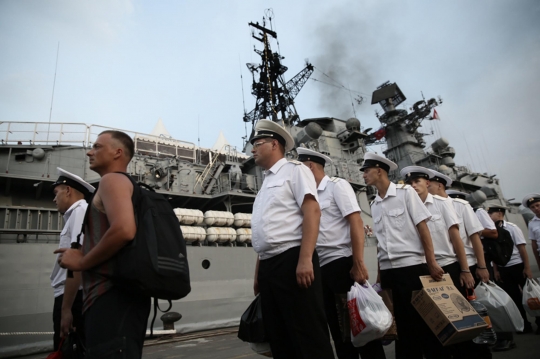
50, 168, 95, 350
250, 120, 334, 359
361, 154, 448, 359
522, 193, 540, 279
444, 189, 490, 284
472, 204, 499, 280
488, 205, 539, 350
297, 147, 386, 359
401, 166, 474, 294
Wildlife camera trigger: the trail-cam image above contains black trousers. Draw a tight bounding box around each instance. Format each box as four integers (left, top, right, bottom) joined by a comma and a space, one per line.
442, 261, 464, 296
84, 287, 151, 359
258, 246, 334, 359
380, 264, 450, 359
496, 262, 540, 340
321, 256, 386, 359
53, 290, 85, 351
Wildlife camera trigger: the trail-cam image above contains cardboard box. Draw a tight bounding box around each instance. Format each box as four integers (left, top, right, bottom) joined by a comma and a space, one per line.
411, 274, 488, 346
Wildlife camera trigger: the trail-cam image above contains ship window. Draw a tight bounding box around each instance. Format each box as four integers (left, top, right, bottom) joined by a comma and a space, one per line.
202, 259, 211, 270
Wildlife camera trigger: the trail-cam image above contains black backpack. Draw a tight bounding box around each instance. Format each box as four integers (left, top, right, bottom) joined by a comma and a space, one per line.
112, 173, 191, 300
482, 220, 514, 266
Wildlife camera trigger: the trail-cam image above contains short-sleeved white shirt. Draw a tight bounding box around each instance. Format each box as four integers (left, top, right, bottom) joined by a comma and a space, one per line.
423, 194, 460, 267
475, 208, 496, 232
451, 198, 485, 266
371, 183, 432, 270
316, 176, 360, 267
252, 158, 319, 260
528, 216, 540, 254
50, 199, 87, 298
500, 221, 527, 267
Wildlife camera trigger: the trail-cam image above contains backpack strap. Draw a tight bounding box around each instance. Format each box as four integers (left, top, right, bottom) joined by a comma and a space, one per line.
149, 297, 173, 338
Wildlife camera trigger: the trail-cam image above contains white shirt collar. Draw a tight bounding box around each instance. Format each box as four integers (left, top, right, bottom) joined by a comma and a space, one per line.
532, 216, 540, 222
63, 199, 86, 220
318, 175, 330, 191
264, 158, 288, 176
375, 182, 397, 202
424, 193, 434, 204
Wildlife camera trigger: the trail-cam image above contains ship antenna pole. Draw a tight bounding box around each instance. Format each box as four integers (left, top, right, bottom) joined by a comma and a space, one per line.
347, 82, 357, 118
47, 42, 60, 144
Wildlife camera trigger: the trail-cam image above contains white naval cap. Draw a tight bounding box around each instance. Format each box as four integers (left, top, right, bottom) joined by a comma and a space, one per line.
51, 167, 96, 197
447, 190, 468, 200
360, 153, 397, 172
522, 193, 540, 208
428, 169, 453, 187
296, 147, 332, 166
400, 166, 432, 182
250, 119, 295, 152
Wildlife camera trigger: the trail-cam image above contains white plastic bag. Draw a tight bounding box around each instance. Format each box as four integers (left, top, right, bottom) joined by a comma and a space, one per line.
475, 281, 524, 332
249, 342, 272, 357
522, 278, 540, 316
347, 281, 393, 347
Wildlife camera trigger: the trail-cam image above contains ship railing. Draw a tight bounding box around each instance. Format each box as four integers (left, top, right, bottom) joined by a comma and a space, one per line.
0, 205, 63, 243
0, 122, 89, 146
0, 122, 198, 163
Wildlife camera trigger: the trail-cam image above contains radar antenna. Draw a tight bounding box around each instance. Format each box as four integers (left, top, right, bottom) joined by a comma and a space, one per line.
243, 15, 314, 127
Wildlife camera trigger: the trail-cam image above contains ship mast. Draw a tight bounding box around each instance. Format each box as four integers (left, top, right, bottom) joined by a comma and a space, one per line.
243, 14, 314, 129
365, 82, 442, 174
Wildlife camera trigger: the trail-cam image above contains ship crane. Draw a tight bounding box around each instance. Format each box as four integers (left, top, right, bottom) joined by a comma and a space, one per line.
243, 18, 314, 126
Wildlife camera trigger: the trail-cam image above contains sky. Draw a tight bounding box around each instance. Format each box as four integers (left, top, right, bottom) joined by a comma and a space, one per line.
1, 0, 539, 202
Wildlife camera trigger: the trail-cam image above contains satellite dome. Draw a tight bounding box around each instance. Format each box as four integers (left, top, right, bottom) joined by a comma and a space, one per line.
346, 118, 361, 131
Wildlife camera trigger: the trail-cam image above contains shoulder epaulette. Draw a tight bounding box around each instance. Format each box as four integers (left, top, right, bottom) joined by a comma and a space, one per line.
330, 176, 341, 183
506, 222, 517, 227
289, 160, 302, 165
453, 197, 469, 205
369, 200, 375, 206
397, 184, 410, 189
433, 195, 446, 201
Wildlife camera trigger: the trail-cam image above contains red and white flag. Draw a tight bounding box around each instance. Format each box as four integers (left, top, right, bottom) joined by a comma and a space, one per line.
433, 109, 440, 120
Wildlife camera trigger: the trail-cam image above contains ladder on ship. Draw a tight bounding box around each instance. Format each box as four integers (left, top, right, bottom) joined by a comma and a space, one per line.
195, 145, 241, 195
0, 206, 63, 241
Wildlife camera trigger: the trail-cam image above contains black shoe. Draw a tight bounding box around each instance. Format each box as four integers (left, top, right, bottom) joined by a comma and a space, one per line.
492, 340, 516, 352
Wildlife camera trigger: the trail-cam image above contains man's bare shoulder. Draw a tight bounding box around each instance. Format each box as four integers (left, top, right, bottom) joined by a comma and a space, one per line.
98, 173, 134, 199
100, 173, 133, 188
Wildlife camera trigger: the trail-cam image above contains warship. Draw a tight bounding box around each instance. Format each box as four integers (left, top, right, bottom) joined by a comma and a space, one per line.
0, 13, 536, 358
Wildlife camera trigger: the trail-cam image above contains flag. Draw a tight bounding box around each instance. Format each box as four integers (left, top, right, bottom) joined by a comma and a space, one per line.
373, 128, 386, 140
433, 109, 440, 120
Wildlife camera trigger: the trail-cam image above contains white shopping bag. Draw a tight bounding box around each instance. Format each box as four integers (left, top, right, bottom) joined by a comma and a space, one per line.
475, 281, 524, 332
249, 342, 272, 357
347, 281, 393, 347
522, 278, 540, 317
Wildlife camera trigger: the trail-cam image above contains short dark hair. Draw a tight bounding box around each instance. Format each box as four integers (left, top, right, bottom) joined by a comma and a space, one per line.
99, 130, 134, 160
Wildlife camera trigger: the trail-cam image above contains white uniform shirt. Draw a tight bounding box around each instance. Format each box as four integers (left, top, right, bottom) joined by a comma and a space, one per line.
252, 158, 319, 260
500, 221, 526, 267
423, 194, 460, 267
316, 176, 360, 267
50, 199, 87, 298
475, 208, 496, 232
371, 183, 432, 270
450, 198, 484, 266
528, 216, 540, 254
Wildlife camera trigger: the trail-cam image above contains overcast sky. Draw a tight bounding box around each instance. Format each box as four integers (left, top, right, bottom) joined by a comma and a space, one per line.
1, 0, 539, 202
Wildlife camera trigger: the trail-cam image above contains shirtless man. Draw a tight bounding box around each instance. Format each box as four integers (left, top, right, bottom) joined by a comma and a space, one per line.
56, 131, 150, 359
